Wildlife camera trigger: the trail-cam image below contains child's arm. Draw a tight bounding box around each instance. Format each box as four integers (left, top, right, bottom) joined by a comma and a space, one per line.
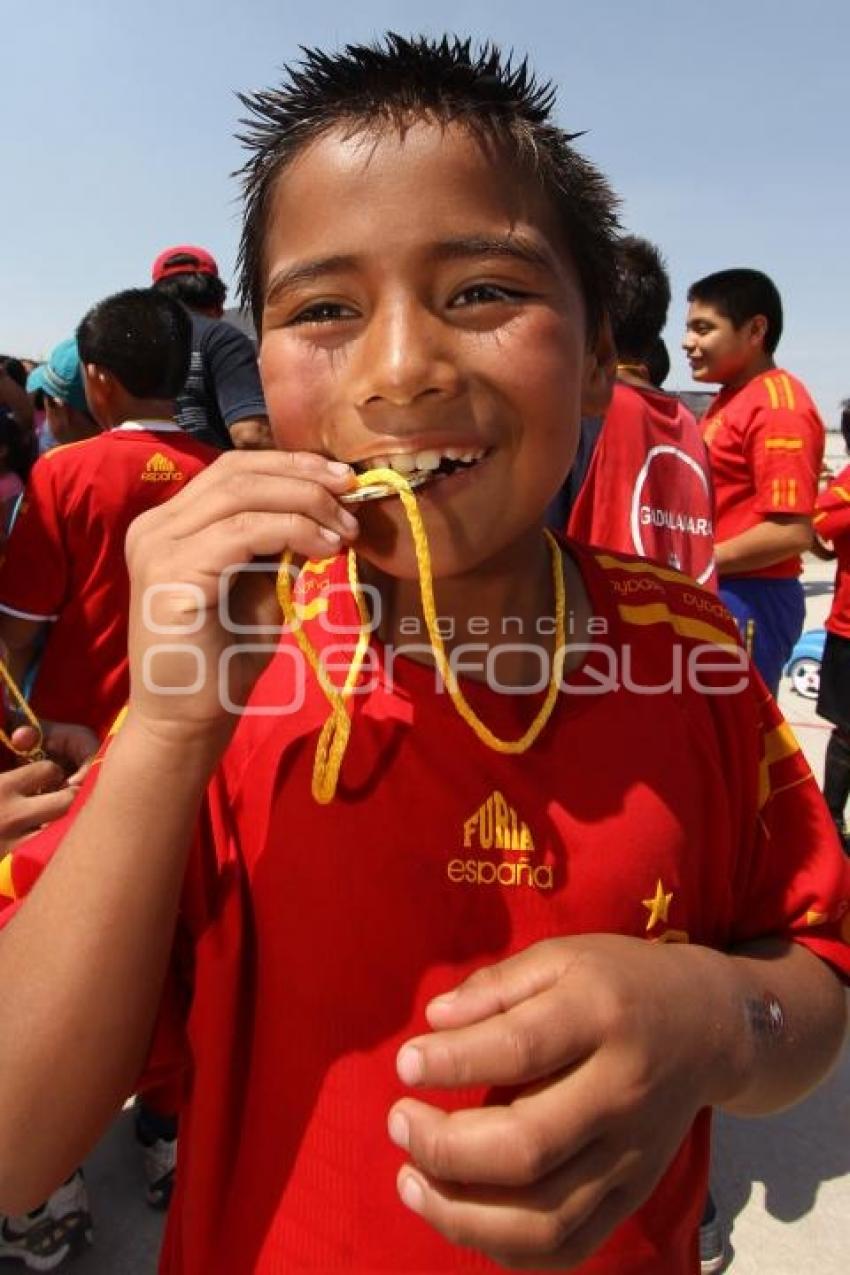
714, 514, 813, 575
389, 934, 846, 1269
0, 449, 357, 1212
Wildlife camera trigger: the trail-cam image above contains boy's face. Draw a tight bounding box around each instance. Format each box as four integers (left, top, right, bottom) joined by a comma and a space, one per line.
683, 300, 764, 386
258, 120, 612, 578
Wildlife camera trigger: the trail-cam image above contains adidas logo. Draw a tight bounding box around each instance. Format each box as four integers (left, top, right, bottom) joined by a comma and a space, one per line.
449, 791, 552, 891
141, 452, 183, 482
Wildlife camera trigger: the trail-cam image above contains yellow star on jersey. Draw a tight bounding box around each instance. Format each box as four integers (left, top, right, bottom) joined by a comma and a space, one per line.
643, 879, 673, 932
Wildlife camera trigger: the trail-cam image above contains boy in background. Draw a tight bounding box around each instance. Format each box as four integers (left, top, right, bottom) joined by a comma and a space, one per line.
151, 245, 271, 451
567, 235, 716, 587
684, 269, 824, 692
0, 291, 217, 740
0, 38, 846, 1275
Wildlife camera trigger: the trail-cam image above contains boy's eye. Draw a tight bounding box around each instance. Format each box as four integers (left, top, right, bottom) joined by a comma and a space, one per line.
451, 283, 527, 308
288, 301, 358, 326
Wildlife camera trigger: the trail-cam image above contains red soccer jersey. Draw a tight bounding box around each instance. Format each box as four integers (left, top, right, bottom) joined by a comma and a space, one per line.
568, 382, 717, 588
1, 545, 849, 1275
0, 422, 216, 737
814, 463, 850, 638
702, 369, 824, 579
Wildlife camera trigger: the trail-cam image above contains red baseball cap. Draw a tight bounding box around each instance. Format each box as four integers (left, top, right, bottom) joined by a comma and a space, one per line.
151, 245, 220, 283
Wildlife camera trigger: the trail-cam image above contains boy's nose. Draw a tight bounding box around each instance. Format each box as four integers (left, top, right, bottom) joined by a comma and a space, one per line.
351, 299, 461, 409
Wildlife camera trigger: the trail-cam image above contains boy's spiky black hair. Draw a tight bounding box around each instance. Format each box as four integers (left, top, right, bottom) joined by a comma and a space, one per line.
235, 33, 620, 335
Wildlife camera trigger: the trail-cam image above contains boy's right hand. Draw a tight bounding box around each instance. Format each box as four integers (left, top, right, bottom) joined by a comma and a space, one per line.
124, 450, 358, 750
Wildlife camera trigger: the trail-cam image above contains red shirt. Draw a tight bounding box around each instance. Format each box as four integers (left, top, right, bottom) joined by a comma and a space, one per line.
568, 382, 716, 588
702, 369, 824, 579
2, 545, 849, 1274
814, 463, 850, 638
0, 423, 216, 738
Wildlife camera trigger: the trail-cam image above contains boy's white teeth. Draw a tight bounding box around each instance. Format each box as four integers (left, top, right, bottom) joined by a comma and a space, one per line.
359, 447, 488, 475
413, 449, 442, 471
388, 452, 417, 474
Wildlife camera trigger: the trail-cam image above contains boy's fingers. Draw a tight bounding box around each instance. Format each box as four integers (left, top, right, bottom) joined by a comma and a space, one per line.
168, 511, 357, 573
424, 938, 577, 1030
165, 475, 360, 546
399, 980, 595, 1091
388, 1076, 597, 1188
9, 726, 40, 754
136, 452, 355, 538
6, 760, 66, 795
394, 1144, 627, 1269
1, 787, 77, 840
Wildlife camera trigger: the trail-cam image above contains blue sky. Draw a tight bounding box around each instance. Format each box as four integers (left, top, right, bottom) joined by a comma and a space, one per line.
3, 0, 848, 423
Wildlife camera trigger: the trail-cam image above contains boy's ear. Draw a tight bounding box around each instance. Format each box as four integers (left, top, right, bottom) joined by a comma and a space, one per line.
748, 314, 768, 349
581, 315, 617, 418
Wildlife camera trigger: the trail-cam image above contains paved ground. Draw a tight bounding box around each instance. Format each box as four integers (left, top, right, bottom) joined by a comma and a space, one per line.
4, 439, 848, 1273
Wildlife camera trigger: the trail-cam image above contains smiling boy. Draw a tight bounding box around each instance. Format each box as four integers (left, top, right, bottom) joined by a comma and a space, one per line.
0, 37, 847, 1275
683, 269, 825, 693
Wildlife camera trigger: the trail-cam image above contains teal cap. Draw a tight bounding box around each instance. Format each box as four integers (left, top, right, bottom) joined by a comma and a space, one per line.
26, 338, 88, 413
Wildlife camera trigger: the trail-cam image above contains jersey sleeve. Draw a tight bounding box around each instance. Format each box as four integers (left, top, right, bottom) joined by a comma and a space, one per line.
203, 322, 267, 429
813, 468, 850, 543
746, 406, 823, 517
0, 459, 67, 620
728, 679, 850, 979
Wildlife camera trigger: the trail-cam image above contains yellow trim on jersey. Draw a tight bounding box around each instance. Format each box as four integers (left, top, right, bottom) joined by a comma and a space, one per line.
763, 721, 801, 768
0, 853, 16, 901
293, 597, 329, 622
788, 478, 797, 508
831, 486, 850, 504
617, 603, 738, 649
772, 479, 781, 506
594, 554, 687, 588
41, 437, 96, 463
298, 557, 337, 576
765, 377, 780, 409
780, 374, 796, 409
108, 705, 129, 737
764, 437, 804, 450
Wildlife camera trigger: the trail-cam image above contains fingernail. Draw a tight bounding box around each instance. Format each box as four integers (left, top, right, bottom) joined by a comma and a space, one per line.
339, 510, 360, 533
396, 1045, 424, 1086
319, 527, 342, 543
387, 1109, 410, 1150
399, 1172, 425, 1214
327, 460, 352, 475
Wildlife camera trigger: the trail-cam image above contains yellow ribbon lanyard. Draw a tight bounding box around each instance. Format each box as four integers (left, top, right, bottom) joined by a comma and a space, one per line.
277, 467, 567, 805
0, 660, 45, 761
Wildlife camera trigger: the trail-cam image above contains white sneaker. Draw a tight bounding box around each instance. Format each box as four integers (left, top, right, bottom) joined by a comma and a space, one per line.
0, 1170, 92, 1270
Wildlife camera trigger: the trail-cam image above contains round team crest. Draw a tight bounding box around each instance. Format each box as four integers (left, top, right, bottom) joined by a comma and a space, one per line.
629, 446, 716, 585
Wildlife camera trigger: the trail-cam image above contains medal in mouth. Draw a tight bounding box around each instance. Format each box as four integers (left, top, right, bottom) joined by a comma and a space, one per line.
340, 446, 488, 504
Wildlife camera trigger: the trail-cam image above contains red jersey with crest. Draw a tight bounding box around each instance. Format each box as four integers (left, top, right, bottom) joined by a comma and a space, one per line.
1, 543, 849, 1275
702, 369, 824, 579
568, 382, 717, 588
814, 463, 850, 638
0, 422, 216, 738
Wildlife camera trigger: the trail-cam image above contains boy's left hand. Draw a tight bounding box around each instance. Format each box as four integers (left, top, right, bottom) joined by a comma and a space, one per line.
388, 935, 741, 1269
11, 722, 99, 785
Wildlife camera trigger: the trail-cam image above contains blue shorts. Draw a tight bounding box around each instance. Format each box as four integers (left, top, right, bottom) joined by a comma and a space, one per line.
719, 577, 806, 697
